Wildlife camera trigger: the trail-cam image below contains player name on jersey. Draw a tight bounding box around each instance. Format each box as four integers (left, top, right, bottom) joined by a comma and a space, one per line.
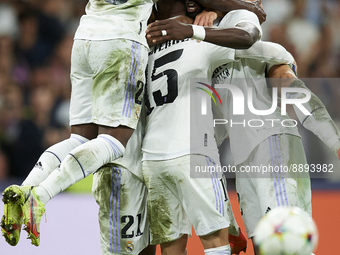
148, 39, 190, 56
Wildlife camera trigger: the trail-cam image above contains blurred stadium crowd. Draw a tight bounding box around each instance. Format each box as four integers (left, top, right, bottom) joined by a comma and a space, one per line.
0, 0, 340, 184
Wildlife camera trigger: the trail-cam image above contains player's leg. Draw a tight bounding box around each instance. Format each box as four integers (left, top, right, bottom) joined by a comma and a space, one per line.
90, 37, 147, 145
15, 39, 148, 245
187, 156, 231, 254
21, 36, 100, 187
220, 174, 247, 254
235, 137, 282, 255
144, 155, 232, 254
237, 134, 312, 255
93, 164, 151, 255
253, 134, 311, 255
142, 159, 192, 255
32, 39, 148, 203
1, 131, 93, 245
5, 38, 147, 247
198, 224, 230, 249
236, 170, 280, 255
161, 235, 188, 255
138, 244, 157, 255
235, 176, 263, 255
1, 39, 96, 246
93, 118, 154, 255
262, 134, 311, 215
21, 124, 97, 186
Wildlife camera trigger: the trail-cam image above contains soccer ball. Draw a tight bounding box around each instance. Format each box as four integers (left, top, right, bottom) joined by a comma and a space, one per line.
254, 207, 318, 255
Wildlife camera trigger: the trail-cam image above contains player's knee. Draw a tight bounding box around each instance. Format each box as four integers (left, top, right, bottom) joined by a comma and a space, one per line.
98, 125, 134, 147
200, 228, 229, 249
71, 124, 98, 140
160, 235, 188, 255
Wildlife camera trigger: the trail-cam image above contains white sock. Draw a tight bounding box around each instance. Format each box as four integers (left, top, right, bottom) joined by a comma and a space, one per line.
36, 134, 125, 204
204, 244, 231, 255
22, 134, 89, 186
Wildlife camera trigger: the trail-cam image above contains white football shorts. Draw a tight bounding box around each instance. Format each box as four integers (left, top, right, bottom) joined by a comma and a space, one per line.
142, 154, 230, 245
92, 164, 149, 255
70, 39, 147, 129
235, 134, 312, 238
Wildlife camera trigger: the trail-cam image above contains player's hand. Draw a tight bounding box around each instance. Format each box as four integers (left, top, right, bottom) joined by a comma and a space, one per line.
193, 10, 218, 27
146, 18, 193, 45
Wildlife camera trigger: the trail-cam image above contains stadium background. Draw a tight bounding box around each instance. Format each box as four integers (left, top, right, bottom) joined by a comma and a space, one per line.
0, 0, 339, 254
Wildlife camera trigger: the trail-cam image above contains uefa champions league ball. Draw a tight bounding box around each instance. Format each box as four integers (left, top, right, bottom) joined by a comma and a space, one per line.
254, 207, 318, 255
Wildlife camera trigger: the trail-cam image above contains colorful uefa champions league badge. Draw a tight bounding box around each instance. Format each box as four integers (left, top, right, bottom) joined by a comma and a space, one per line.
135, 107, 140, 120
125, 240, 134, 252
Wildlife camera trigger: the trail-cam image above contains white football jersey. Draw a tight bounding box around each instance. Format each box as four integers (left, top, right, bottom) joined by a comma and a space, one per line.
214, 10, 300, 165
74, 0, 154, 48
219, 10, 263, 39
142, 33, 295, 162
142, 39, 236, 162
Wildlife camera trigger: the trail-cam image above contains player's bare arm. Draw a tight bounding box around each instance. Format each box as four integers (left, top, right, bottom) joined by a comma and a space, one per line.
268, 64, 340, 160
197, 0, 266, 24
267, 64, 297, 90
146, 18, 260, 49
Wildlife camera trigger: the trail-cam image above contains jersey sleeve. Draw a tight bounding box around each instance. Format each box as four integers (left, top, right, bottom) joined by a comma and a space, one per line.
203, 42, 236, 69
218, 10, 263, 39
235, 41, 294, 66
